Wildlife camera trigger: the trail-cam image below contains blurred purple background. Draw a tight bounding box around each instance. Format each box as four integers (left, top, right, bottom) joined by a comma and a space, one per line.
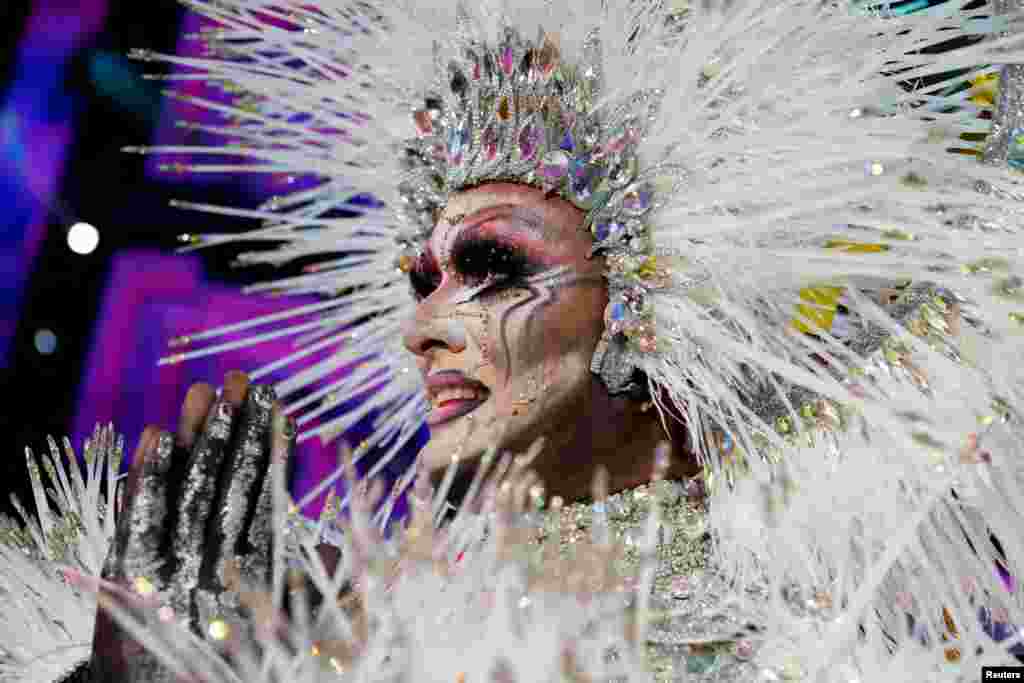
0, 0, 423, 523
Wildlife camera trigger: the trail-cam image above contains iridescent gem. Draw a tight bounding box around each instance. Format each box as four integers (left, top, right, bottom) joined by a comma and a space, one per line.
560, 131, 576, 152
482, 124, 499, 161
501, 46, 515, 75
624, 287, 645, 314
606, 301, 627, 322
447, 120, 471, 166
686, 652, 719, 675
413, 110, 433, 137
720, 432, 734, 454
606, 126, 638, 154
593, 220, 623, 243
604, 300, 629, 333
497, 96, 511, 121
622, 183, 653, 215
539, 150, 570, 182
569, 153, 603, 202
517, 120, 541, 161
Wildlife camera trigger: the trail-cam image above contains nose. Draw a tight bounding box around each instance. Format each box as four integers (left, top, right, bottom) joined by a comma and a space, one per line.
402, 296, 468, 358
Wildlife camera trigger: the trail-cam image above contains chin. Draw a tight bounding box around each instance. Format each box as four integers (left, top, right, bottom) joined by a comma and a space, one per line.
421, 415, 494, 475
421, 403, 526, 475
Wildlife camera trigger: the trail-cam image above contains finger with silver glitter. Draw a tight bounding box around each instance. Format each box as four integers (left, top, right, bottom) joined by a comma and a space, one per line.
121, 431, 175, 584
167, 397, 237, 605
207, 385, 276, 589
244, 404, 295, 585
104, 427, 159, 578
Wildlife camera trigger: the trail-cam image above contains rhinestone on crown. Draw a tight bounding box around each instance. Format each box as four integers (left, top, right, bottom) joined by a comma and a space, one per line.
396, 25, 688, 392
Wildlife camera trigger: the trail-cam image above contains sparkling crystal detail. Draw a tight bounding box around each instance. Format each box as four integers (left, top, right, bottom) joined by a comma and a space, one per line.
482, 124, 500, 161
605, 125, 638, 154
413, 110, 433, 137
569, 153, 602, 202
517, 120, 542, 161
624, 287, 646, 314
720, 432, 735, 454
560, 130, 576, 152
593, 220, 623, 243
539, 150, 570, 183
497, 96, 512, 121
636, 334, 657, 353
501, 46, 515, 75
447, 119, 471, 166
622, 183, 653, 215
605, 300, 630, 334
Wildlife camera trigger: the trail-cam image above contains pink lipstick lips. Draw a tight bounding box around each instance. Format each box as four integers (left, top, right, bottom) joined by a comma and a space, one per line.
426, 370, 490, 427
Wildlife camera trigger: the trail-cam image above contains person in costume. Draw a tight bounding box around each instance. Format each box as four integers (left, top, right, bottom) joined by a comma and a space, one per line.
4, 1, 1024, 681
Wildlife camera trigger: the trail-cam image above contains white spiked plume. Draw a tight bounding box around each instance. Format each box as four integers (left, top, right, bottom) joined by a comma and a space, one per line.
3, 0, 1024, 680
126, 0, 1024, 490
1, 411, 1023, 681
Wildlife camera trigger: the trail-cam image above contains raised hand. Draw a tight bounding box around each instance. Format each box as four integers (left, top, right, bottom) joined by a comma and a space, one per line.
89, 372, 295, 682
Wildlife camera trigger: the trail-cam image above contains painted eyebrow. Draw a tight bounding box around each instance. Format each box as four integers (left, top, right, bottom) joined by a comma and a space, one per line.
443, 205, 553, 250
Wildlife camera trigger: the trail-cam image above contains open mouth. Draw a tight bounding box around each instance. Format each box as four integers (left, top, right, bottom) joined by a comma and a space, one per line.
426, 374, 491, 427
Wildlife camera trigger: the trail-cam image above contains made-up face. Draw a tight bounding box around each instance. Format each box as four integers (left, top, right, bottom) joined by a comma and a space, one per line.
402, 182, 612, 476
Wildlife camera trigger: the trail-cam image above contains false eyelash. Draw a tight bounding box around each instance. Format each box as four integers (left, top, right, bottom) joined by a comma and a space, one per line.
449, 235, 531, 289
407, 235, 534, 301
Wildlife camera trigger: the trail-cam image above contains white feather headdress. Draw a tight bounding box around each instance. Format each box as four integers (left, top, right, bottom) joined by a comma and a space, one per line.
5, 0, 1024, 680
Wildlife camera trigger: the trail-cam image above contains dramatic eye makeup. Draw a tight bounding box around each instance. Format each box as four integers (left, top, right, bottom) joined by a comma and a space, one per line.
448, 229, 534, 290
410, 206, 563, 301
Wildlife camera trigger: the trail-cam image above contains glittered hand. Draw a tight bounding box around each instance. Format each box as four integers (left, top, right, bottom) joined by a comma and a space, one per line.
89, 371, 295, 682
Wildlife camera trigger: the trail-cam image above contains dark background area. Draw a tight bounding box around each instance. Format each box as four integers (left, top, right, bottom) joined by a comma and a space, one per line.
0, 0, 287, 518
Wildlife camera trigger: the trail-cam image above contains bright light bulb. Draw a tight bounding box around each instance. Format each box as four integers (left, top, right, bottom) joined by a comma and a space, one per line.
68, 222, 100, 255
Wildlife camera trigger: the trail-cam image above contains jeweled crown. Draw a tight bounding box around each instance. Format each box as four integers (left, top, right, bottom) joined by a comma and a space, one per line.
396, 25, 685, 392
